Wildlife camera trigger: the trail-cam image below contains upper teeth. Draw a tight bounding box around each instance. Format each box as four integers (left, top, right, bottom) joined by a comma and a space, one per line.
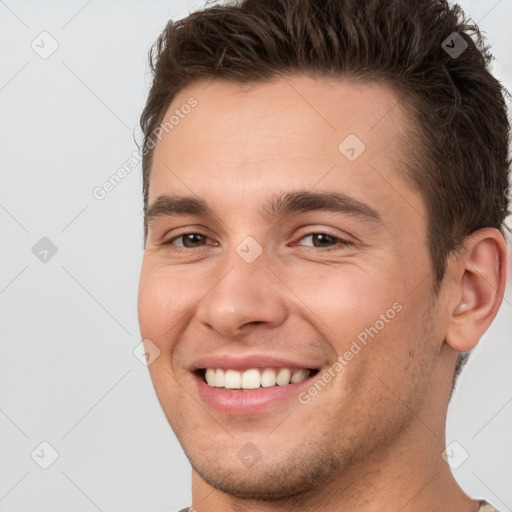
204, 368, 311, 389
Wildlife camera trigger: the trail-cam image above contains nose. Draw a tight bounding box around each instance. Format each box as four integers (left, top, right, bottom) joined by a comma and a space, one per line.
195, 248, 288, 337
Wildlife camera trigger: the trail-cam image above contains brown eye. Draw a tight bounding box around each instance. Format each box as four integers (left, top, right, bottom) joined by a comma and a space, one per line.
167, 233, 210, 248
311, 233, 337, 247
299, 233, 348, 249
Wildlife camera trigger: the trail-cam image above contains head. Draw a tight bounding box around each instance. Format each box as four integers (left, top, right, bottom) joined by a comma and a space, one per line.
137, 0, 510, 503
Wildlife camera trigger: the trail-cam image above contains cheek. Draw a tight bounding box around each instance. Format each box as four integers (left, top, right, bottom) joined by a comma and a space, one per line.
138, 272, 164, 337
290, 265, 427, 397
285, 264, 399, 343
138, 262, 218, 365
137, 267, 188, 348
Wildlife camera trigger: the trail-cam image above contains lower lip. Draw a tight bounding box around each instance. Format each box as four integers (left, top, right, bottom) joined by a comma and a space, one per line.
193, 372, 316, 415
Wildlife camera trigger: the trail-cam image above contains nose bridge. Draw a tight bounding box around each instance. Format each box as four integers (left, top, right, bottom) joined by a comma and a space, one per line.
197, 240, 288, 336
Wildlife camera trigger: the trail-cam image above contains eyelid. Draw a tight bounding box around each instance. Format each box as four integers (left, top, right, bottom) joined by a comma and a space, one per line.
165, 231, 216, 247
291, 231, 354, 249
159, 223, 214, 243
292, 224, 355, 242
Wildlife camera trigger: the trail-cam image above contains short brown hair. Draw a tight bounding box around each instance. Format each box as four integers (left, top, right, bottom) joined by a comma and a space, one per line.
140, 0, 510, 373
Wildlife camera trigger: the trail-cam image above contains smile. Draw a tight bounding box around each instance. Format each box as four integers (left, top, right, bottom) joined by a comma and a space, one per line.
202, 367, 319, 390
192, 366, 321, 414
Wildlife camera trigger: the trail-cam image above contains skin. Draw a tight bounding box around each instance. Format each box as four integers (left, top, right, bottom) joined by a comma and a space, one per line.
137, 75, 508, 511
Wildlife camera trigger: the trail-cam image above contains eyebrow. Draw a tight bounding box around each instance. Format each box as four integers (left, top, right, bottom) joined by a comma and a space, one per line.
145, 190, 381, 225
146, 195, 213, 224
263, 190, 381, 222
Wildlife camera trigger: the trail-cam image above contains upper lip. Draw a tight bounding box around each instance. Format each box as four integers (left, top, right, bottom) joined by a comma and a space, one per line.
190, 353, 322, 372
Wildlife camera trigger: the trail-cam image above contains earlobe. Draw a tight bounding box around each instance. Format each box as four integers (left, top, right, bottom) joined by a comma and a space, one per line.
445, 228, 508, 353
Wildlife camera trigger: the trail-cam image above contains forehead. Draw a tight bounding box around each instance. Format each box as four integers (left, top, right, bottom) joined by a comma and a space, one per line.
149, 75, 422, 224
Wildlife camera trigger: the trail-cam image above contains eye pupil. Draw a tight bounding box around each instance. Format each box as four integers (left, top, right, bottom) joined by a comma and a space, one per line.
313, 233, 336, 247
183, 234, 205, 247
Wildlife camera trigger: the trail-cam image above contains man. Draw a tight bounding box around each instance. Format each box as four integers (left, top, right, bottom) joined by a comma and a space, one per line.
137, 0, 510, 510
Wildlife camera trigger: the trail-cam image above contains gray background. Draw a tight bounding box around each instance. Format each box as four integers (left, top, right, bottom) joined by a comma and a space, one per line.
0, 1, 511, 511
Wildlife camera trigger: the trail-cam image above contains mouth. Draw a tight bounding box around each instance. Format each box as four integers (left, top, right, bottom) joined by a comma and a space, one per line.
195, 367, 320, 390
191, 366, 322, 414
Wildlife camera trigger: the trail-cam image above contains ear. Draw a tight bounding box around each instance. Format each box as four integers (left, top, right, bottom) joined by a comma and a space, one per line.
444, 228, 508, 352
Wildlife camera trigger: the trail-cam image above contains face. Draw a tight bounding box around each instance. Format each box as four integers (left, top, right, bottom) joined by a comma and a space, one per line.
138, 75, 446, 500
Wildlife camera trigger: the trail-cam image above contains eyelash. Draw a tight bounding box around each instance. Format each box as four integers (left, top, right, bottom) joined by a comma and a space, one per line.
163, 231, 352, 251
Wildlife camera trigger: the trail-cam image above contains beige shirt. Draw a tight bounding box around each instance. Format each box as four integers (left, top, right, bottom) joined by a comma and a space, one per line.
180, 503, 500, 511
478, 502, 500, 512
